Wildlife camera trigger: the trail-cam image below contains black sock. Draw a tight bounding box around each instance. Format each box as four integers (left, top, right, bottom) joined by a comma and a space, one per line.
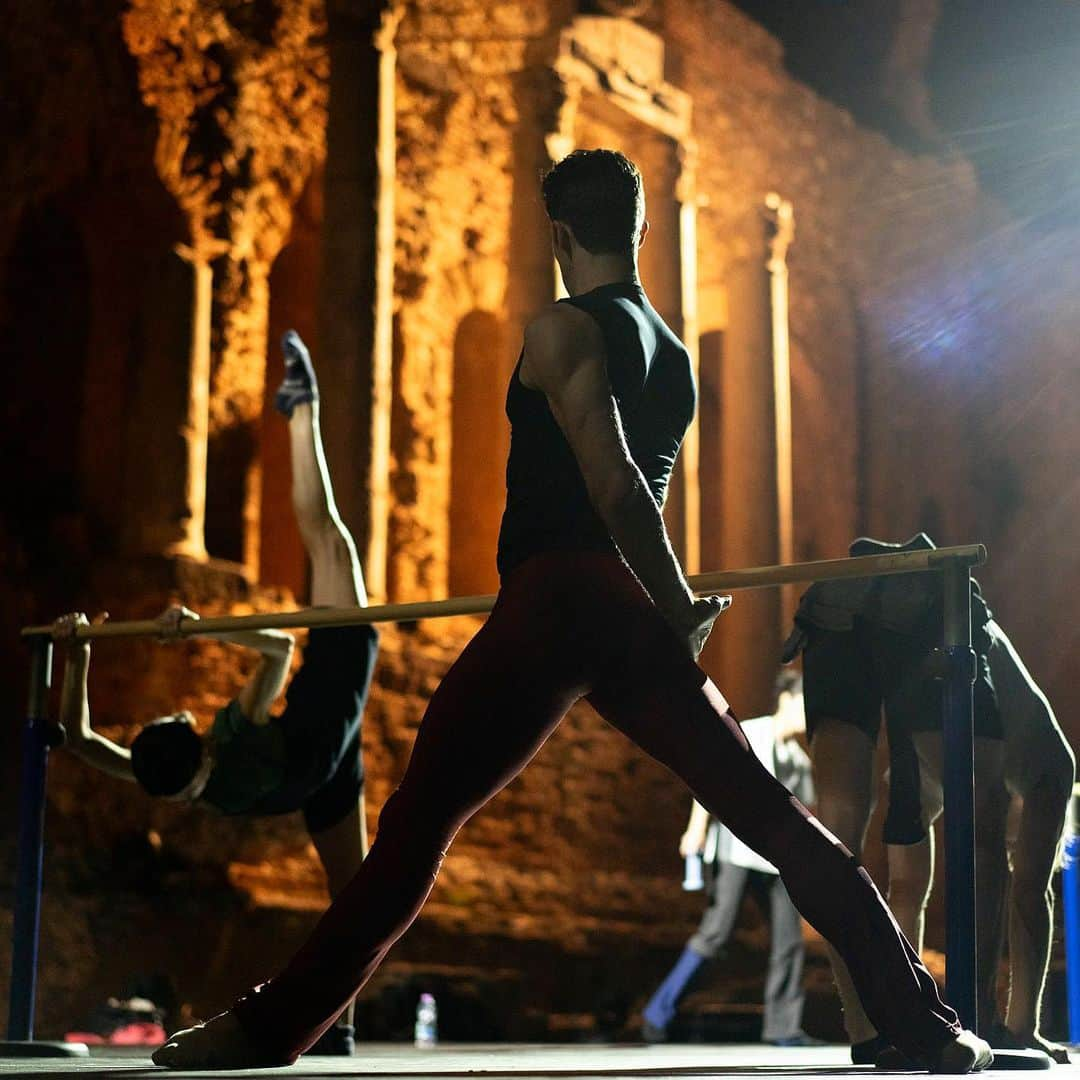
274, 330, 318, 418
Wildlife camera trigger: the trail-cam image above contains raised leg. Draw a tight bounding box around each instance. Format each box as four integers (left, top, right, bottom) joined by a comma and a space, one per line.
281, 333, 370, 1049
288, 399, 366, 609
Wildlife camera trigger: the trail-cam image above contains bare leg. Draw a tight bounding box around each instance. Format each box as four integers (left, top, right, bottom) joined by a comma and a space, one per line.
1005, 777, 1071, 1061
311, 802, 369, 897
289, 400, 367, 609
887, 742, 943, 948
888, 836, 935, 949
286, 338, 369, 1043
810, 719, 878, 1046
987, 621, 1074, 1058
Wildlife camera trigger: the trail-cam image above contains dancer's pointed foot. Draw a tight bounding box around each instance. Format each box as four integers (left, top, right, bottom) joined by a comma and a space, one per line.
990, 1022, 1069, 1064
931, 1030, 993, 1073
151, 1009, 283, 1070
275, 329, 318, 418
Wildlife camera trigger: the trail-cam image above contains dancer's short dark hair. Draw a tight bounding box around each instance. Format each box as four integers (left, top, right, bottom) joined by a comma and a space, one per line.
541, 149, 644, 255
130, 717, 204, 797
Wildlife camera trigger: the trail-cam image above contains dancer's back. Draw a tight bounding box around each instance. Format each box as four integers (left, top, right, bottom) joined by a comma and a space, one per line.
498, 281, 694, 577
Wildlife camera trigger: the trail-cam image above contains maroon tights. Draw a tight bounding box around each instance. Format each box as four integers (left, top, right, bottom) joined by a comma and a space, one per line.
233, 553, 960, 1063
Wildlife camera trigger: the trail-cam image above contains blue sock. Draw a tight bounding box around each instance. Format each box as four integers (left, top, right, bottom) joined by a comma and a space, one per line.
643, 948, 705, 1033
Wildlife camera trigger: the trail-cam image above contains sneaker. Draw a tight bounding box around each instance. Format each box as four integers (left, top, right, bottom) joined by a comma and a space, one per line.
641, 1019, 668, 1043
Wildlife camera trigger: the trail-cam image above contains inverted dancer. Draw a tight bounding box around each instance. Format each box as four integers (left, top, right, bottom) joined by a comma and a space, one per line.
54, 331, 375, 1055
154, 149, 988, 1072
786, 533, 1072, 1064
784, 535, 1007, 1065
883, 614, 1074, 1062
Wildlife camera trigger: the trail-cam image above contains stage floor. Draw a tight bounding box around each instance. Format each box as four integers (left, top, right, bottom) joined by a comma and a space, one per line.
0, 1042, 1070, 1080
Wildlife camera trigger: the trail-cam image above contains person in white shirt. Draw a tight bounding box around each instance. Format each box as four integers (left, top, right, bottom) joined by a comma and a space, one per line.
641, 671, 817, 1045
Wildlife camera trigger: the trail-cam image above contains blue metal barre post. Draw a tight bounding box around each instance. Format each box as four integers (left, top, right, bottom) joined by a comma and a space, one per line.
940, 557, 1049, 1069
941, 556, 978, 1032
1, 636, 87, 1058
1063, 790, 1080, 1044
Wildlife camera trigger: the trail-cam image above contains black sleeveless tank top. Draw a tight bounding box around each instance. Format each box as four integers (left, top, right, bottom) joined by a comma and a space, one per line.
496, 281, 696, 577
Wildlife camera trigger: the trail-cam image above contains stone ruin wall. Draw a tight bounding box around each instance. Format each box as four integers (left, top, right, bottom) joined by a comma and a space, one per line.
2, 0, 1078, 1040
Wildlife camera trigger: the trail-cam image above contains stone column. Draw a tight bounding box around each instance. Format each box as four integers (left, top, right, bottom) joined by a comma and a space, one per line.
122, 0, 329, 576
766, 193, 795, 626
716, 210, 783, 717
317, 0, 401, 603
120, 245, 213, 560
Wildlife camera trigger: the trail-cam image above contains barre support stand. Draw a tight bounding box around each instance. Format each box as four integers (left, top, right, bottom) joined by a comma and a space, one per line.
941, 557, 1049, 1069
1, 635, 87, 1058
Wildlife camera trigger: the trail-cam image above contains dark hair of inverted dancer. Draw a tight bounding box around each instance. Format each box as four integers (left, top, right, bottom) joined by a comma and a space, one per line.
130, 716, 204, 796
541, 149, 644, 256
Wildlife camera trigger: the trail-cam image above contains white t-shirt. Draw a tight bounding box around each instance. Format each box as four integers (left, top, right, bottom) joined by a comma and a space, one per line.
705, 715, 814, 875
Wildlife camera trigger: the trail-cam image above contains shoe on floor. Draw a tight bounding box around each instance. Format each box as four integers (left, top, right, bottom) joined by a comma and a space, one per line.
931, 1030, 993, 1074
641, 1019, 668, 1043
852, 1035, 892, 1065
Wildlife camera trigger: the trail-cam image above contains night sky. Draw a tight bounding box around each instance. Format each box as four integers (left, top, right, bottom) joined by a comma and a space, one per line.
732, 0, 1080, 228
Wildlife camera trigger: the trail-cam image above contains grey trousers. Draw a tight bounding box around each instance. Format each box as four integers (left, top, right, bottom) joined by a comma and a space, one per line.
689, 863, 805, 1042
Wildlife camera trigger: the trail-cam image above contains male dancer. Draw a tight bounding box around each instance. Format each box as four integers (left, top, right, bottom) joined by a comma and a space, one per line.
155, 149, 987, 1071
642, 670, 816, 1046
55, 332, 376, 1054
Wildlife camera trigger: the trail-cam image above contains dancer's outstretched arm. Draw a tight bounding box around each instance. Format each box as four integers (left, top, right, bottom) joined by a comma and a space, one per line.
154, 605, 294, 725
54, 612, 136, 782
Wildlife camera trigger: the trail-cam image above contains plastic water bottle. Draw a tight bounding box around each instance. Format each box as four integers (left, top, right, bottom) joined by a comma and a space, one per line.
682, 853, 704, 891
414, 992, 438, 1048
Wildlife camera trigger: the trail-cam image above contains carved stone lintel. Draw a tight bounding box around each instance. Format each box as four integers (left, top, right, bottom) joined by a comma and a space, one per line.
554, 16, 692, 142
585, 0, 656, 19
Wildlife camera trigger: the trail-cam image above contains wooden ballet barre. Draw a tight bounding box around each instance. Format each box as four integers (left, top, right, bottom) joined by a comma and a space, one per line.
20, 544, 985, 641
